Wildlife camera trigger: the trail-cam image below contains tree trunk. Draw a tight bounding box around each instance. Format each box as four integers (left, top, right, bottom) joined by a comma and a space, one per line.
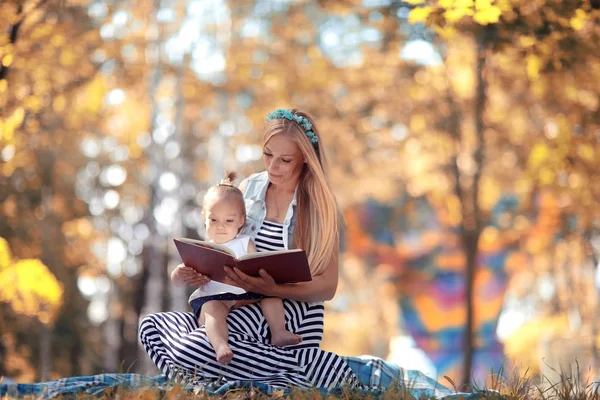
0, 5, 22, 81
38, 320, 51, 380
169, 54, 189, 312
585, 228, 600, 375
103, 284, 122, 372
461, 32, 488, 389
139, 0, 165, 375
39, 160, 54, 380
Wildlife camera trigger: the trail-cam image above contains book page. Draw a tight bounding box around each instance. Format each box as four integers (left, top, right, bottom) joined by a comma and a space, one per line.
177, 238, 236, 258
238, 248, 303, 260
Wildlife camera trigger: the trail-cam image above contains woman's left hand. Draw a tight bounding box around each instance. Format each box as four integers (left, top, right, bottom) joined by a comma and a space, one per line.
224, 266, 278, 296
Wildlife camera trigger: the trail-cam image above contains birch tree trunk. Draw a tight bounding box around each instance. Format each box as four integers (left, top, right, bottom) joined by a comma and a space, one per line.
139, 0, 165, 375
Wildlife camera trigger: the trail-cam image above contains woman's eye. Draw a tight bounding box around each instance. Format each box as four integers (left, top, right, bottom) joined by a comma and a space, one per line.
263, 152, 272, 157
282, 159, 291, 163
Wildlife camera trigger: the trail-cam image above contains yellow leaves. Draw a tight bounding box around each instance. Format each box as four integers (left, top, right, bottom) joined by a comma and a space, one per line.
526, 54, 541, 79
0, 43, 11, 59
0, 107, 25, 141
0, 238, 63, 325
439, 0, 457, 7
577, 90, 599, 111
404, 0, 427, 4
50, 34, 66, 47
79, 75, 106, 114
577, 144, 595, 162
569, 9, 587, 31
528, 143, 549, 169
450, 66, 475, 99
538, 168, 554, 185
62, 218, 94, 239
445, 7, 474, 23
53, 95, 67, 112
409, 6, 433, 24
24, 96, 42, 113
480, 176, 502, 212
31, 24, 53, 40
519, 36, 535, 48
473, 2, 502, 25
2, 54, 13, 67
407, 0, 505, 27
480, 226, 499, 250
495, 0, 512, 12
453, 0, 475, 7
410, 114, 427, 132
59, 48, 75, 66
0, 79, 7, 94
435, 25, 458, 39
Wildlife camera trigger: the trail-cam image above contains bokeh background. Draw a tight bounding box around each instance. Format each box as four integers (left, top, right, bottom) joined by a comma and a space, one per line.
1, 0, 600, 390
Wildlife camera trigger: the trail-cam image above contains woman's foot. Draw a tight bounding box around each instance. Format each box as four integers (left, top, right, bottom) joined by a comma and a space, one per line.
215, 343, 233, 364
271, 330, 302, 347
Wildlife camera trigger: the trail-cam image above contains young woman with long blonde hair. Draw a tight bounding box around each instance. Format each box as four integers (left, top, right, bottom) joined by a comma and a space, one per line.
139, 108, 359, 388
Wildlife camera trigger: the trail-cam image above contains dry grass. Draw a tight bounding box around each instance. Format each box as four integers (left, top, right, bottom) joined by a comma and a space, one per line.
3, 365, 600, 400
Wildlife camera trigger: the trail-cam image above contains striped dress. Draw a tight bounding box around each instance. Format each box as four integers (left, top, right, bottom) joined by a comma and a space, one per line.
254, 220, 286, 251
139, 221, 360, 388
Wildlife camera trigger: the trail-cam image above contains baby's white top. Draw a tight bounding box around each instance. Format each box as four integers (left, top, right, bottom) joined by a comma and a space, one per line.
188, 234, 252, 300
217, 234, 251, 258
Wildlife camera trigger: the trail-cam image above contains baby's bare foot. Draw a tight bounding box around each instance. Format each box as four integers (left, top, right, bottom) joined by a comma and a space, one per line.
271, 330, 302, 347
215, 343, 233, 364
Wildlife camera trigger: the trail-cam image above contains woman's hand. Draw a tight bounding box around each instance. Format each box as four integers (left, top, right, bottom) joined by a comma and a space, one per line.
224, 266, 279, 296
171, 264, 210, 287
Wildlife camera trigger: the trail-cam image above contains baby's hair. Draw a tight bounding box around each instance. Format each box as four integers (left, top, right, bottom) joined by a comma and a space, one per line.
202, 171, 246, 227
217, 171, 238, 187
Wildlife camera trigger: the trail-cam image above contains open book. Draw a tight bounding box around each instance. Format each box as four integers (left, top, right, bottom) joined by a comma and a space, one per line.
173, 238, 312, 285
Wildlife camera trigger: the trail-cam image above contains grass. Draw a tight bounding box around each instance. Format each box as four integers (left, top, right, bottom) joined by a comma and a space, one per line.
3, 364, 600, 399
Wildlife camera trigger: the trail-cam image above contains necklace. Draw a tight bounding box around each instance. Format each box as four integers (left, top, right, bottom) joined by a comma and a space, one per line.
269, 188, 291, 222
273, 192, 281, 220
271, 190, 284, 220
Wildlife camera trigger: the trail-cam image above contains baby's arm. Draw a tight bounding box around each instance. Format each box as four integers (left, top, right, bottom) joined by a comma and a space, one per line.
171, 264, 210, 287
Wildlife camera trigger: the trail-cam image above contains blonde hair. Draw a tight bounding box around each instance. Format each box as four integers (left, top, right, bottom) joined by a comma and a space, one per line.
202, 172, 246, 229
263, 109, 339, 276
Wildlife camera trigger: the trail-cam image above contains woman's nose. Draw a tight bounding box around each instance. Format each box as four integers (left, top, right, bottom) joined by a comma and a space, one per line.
269, 160, 280, 171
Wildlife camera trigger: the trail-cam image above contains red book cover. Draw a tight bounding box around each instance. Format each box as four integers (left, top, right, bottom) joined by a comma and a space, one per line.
173, 238, 312, 284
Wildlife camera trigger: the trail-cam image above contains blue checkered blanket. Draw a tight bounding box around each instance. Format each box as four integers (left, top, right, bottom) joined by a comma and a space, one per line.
0, 356, 492, 399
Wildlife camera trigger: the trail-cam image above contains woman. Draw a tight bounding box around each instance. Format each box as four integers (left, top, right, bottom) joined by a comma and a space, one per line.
139, 108, 359, 388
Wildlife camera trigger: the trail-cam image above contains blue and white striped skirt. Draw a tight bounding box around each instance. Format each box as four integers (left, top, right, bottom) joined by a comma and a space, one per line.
138, 299, 360, 389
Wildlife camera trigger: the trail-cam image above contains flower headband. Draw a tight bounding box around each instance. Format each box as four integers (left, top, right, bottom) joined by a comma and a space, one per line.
266, 109, 318, 147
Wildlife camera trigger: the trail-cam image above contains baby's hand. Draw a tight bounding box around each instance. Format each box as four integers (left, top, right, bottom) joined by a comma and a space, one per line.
171, 264, 210, 287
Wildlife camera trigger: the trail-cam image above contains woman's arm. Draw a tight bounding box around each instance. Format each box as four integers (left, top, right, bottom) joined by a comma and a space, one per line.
224, 246, 339, 303
272, 250, 338, 302
247, 239, 257, 254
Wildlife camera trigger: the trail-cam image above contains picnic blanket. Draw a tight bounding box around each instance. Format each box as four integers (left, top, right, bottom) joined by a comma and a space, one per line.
0, 356, 493, 399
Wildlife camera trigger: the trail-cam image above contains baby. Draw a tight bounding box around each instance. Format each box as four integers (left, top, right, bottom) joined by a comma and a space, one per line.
171, 172, 302, 364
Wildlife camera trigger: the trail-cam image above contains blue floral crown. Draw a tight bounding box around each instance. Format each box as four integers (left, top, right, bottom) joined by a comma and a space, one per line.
266, 109, 318, 147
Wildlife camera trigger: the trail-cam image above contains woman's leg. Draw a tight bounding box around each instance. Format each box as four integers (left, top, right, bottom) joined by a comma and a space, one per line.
261, 298, 302, 347
139, 311, 210, 380
200, 300, 235, 364
138, 302, 358, 389
138, 308, 306, 385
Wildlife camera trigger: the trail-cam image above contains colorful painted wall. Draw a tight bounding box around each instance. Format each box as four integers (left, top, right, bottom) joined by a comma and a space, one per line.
344, 194, 527, 385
